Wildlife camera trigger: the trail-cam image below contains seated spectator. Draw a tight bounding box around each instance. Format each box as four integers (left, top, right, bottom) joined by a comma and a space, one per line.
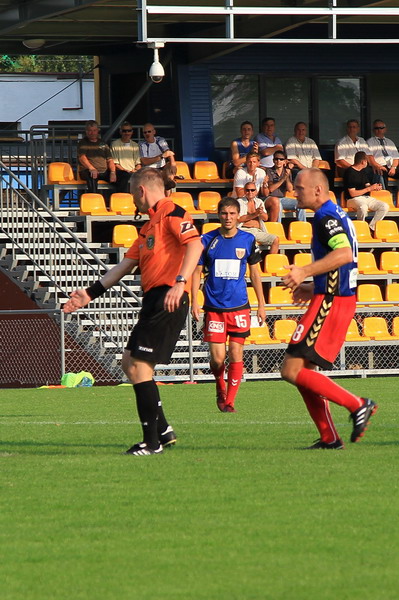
77, 120, 131, 194
344, 151, 388, 231
139, 123, 175, 169
254, 117, 284, 170
237, 182, 279, 254
285, 121, 322, 178
228, 121, 258, 176
334, 119, 372, 177
110, 121, 141, 175
367, 119, 399, 189
232, 152, 266, 197
162, 163, 177, 196
263, 151, 306, 222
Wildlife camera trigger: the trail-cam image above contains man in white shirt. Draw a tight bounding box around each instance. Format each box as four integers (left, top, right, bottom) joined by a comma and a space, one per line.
367, 119, 399, 189
334, 119, 372, 177
285, 122, 321, 177
139, 123, 175, 169
111, 121, 141, 175
232, 152, 266, 197
237, 182, 279, 253
254, 117, 284, 169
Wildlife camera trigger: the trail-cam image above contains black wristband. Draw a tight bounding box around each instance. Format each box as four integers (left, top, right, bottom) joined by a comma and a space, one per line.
86, 281, 107, 300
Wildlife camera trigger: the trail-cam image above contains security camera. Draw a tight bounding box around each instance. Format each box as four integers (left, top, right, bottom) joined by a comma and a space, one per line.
149, 60, 165, 84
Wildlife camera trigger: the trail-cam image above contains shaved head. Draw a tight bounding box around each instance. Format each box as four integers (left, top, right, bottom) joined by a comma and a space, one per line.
294, 168, 330, 210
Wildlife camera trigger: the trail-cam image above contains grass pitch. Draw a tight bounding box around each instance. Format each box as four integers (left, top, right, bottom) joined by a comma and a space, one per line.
1, 378, 399, 600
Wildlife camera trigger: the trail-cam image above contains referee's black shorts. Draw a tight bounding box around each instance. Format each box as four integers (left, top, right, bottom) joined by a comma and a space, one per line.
126, 285, 189, 365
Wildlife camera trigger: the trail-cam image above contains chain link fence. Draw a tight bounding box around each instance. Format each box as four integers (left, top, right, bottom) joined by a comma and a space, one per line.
1, 307, 399, 387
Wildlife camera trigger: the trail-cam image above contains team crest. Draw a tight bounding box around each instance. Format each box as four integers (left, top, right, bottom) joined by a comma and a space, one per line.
235, 248, 245, 259
146, 234, 155, 250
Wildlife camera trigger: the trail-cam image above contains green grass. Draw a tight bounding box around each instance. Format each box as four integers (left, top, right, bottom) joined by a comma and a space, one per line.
1, 378, 399, 600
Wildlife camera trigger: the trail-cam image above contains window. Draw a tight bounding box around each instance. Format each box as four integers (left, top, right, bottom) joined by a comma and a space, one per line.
369, 74, 399, 146
211, 74, 259, 147
263, 78, 310, 144
317, 78, 362, 145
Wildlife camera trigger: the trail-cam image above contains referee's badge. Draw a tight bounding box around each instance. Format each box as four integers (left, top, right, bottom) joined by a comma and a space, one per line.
235, 248, 245, 259
146, 234, 155, 249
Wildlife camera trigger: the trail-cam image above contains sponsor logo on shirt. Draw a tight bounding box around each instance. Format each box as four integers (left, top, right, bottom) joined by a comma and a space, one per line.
208, 320, 225, 333
210, 237, 219, 250
138, 346, 154, 353
180, 221, 196, 234
146, 234, 155, 250
235, 248, 245, 259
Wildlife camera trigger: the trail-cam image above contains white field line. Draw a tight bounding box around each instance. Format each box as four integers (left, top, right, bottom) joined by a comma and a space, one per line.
2, 419, 314, 426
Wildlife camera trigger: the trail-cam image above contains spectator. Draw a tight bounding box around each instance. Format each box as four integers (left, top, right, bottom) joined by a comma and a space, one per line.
255, 117, 284, 169
78, 120, 131, 194
228, 121, 258, 176
162, 163, 177, 196
139, 123, 175, 169
367, 119, 399, 189
263, 151, 307, 222
237, 182, 279, 254
110, 121, 141, 175
232, 152, 266, 197
191, 197, 266, 413
334, 119, 371, 177
285, 121, 322, 178
344, 151, 388, 231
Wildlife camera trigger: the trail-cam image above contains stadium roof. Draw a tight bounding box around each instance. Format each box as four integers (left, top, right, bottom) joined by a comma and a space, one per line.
0, 1, 399, 59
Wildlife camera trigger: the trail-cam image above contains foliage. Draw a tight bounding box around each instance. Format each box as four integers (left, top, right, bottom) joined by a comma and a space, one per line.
0, 54, 94, 74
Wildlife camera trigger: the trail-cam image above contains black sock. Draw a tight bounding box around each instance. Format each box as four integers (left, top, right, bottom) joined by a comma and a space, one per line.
133, 380, 160, 450
157, 397, 170, 437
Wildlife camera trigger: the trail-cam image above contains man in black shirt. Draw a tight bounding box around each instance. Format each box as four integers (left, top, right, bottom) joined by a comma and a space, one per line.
344, 151, 388, 231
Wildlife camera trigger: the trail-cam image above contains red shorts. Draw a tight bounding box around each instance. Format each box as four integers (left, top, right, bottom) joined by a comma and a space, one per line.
203, 308, 250, 344
286, 294, 356, 369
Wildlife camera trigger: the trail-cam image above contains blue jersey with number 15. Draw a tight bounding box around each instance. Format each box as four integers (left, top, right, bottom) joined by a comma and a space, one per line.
312, 200, 358, 296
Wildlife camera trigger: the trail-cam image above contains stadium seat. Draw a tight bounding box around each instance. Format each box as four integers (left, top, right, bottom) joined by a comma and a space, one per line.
293, 253, 312, 267
268, 286, 299, 309
352, 220, 379, 243
175, 161, 193, 180
363, 316, 399, 340
345, 319, 370, 342
79, 193, 116, 216
318, 160, 331, 170
375, 219, 399, 242
47, 161, 84, 184
169, 191, 203, 214
380, 251, 399, 274
372, 189, 399, 211
112, 224, 138, 248
273, 319, 297, 343
392, 316, 399, 337
246, 324, 279, 344
194, 161, 225, 181
385, 283, 399, 304
264, 222, 293, 244
263, 253, 289, 276
202, 222, 220, 234
198, 191, 221, 213
247, 287, 259, 307
357, 252, 387, 275
288, 221, 312, 244
110, 193, 136, 215
356, 283, 384, 306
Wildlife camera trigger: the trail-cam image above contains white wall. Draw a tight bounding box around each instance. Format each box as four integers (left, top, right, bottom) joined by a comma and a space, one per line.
0, 73, 95, 131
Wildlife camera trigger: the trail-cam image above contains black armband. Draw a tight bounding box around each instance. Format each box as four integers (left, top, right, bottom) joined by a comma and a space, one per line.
86, 281, 107, 300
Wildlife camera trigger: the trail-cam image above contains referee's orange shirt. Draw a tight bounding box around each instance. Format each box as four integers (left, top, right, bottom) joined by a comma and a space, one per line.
125, 198, 200, 293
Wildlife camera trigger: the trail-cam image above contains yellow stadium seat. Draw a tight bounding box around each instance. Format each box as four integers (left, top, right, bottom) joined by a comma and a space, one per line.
112, 224, 138, 248
263, 253, 289, 276
356, 283, 384, 306
273, 319, 297, 343
372, 189, 399, 211
345, 319, 370, 342
110, 193, 136, 215
318, 160, 331, 170
363, 316, 399, 340
169, 191, 203, 214
202, 222, 220, 234
268, 286, 299, 309
392, 316, 399, 337
357, 252, 387, 275
293, 253, 312, 267
48, 161, 84, 184
198, 191, 221, 213
352, 220, 381, 243
380, 251, 399, 274
175, 161, 193, 180
375, 219, 399, 242
264, 222, 293, 245
385, 283, 399, 303
288, 221, 312, 244
246, 324, 279, 345
247, 287, 259, 307
79, 193, 116, 216
194, 161, 221, 181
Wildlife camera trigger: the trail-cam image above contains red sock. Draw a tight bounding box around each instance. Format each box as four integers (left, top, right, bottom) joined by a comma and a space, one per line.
296, 368, 362, 413
210, 363, 226, 395
225, 362, 243, 407
298, 385, 340, 443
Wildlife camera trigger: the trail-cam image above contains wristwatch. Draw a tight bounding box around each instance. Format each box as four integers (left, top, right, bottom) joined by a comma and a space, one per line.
175, 275, 187, 284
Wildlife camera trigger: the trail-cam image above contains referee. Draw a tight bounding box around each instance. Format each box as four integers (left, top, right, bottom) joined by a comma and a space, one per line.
64, 168, 202, 456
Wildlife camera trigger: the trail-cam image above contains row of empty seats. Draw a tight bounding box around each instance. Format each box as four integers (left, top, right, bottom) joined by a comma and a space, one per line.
243, 316, 399, 345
